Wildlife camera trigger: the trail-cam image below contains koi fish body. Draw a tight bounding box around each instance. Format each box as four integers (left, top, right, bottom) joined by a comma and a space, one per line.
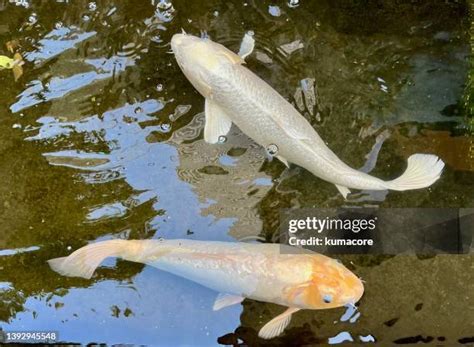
48, 239, 363, 339
171, 33, 444, 198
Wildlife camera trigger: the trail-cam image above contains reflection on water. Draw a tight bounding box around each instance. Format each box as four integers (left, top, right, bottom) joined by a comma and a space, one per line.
0, 0, 473, 345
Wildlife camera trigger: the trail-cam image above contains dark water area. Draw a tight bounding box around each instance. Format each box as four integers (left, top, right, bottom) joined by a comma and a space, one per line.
0, 0, 472, 345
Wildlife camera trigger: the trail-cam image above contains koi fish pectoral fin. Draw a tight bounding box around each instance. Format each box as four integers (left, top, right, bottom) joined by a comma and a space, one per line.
359, 129, 390, 174
335, 184, 351, 199
238, 31, 255, 60
204, 99, 233, 144
258, 307, 301, 339
213, 293, 245, 311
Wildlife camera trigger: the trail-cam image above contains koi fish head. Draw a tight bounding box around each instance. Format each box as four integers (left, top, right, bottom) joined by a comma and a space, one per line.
287, 255, 364, 309
171, 33, 243, 97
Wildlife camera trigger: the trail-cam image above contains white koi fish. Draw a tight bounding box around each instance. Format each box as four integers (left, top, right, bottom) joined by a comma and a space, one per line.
171, 33, 444, 198
48, 239, 364, 339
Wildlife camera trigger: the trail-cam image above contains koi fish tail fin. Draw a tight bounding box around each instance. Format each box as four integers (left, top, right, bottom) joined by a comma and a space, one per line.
48, 240, 135, 279
384, 154, 445, 191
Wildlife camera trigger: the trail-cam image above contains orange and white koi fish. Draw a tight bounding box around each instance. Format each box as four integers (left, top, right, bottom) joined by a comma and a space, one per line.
48, 239, 364, 339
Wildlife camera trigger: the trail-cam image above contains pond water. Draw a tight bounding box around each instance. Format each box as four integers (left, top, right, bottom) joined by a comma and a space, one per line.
0, 0, 473, 345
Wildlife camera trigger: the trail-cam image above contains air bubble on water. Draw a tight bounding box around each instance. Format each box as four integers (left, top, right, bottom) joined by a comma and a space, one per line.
157, 0, 172, 10
55, 21, 63, 29
156, 84, 163, 92
28, 13, 37, 24
161, 123, 171, 132
266, 144, 279, 156
15, 0, 29, 8
82, 14, 91, 22
88, 2, 97, 11
67, 246, 72, 251
151, 35, 162, 43
134, 106, 143, 114
218, 135, 227, 143
213, 10, 219, 17
247, 30, 254, 36
287, 0, 300, 8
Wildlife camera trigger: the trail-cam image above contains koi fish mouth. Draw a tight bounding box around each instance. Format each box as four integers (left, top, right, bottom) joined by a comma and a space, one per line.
171, 33, 205, 73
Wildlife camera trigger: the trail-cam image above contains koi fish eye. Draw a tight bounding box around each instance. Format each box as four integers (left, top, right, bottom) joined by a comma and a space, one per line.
266, 144, 278, 156
323, 294, 333, 304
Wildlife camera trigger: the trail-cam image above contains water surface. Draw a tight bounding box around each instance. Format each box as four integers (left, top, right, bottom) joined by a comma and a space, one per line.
0, 0, 473, 345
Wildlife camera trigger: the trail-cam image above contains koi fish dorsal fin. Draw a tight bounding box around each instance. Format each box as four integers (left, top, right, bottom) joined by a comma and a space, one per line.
212, 293, 245, 311
218, 49, 245, 64
204, 99, 232, 144
258, 307, 300, 339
